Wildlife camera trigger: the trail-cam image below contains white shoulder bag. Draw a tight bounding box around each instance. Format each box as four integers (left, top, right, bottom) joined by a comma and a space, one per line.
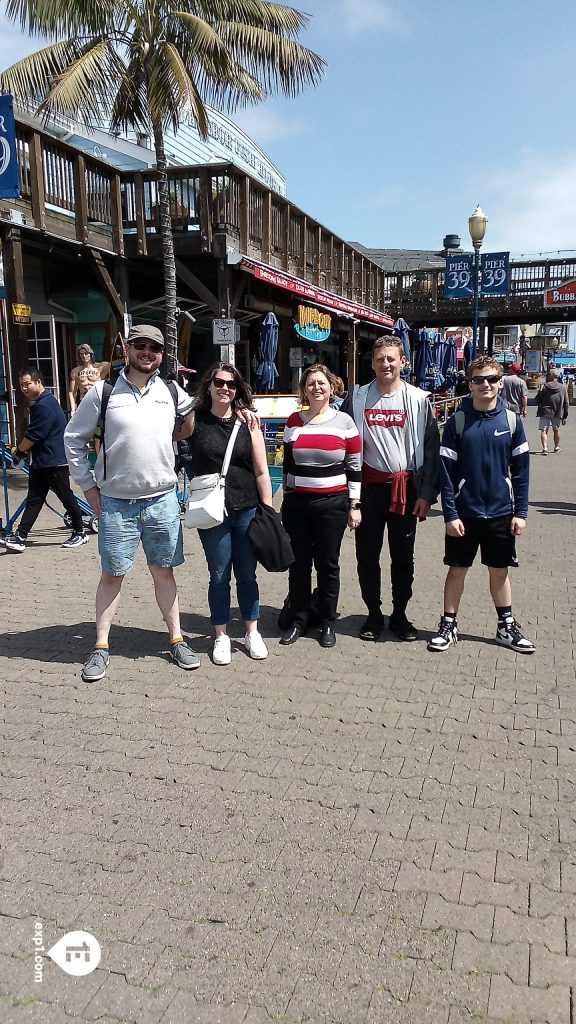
184, 420, 241, 530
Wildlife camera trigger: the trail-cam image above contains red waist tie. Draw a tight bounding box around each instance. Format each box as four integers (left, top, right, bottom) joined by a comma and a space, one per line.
375, 470, 412, 514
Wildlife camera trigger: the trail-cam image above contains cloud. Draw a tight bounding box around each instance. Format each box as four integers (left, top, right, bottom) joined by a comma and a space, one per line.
481, 151, 576, 256
232, 107, 305, 146
335, 0, 404, 33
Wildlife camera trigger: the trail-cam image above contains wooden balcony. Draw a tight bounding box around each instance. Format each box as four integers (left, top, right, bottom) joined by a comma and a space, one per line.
4, 118, 390, 314
383, 260, 576, 326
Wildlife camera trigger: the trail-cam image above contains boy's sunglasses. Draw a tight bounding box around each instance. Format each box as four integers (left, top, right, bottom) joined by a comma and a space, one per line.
130, 340, 164, 353
470, 374, 501, 385
212, 377, 237, 390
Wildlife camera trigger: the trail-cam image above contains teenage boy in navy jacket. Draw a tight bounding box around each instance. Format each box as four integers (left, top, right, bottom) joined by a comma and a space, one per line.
428, 355, 534, 654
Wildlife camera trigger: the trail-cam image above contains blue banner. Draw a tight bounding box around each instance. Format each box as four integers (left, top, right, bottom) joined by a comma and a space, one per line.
480, 251, 509, 296
444, 254, 474, 298
0, 95, 20, 199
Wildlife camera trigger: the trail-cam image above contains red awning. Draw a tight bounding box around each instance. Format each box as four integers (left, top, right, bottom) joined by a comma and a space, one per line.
229, 253, 395, 329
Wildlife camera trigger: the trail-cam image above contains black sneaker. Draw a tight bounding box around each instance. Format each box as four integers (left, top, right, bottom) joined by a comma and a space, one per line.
61, 531, 89, 549
359, 615, 385, 641
4, 531, 26, 553
496, 616, 535, 654
388, 612, 418, 642
427, 615, 458, 652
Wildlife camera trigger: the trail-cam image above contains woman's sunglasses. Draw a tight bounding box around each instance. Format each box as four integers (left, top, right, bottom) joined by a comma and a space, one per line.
131, 340, 164, 353
212, 377, 237, 390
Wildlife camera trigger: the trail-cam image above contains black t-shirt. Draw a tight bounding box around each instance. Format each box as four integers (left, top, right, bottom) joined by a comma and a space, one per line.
188, 411, 258, 510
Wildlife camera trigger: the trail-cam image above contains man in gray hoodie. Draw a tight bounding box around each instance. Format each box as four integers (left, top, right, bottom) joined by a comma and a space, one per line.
536, 367, 569, 454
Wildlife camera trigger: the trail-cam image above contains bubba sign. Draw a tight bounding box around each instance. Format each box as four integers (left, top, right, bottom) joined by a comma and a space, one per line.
294, 305, 331, 343
544, 279, 576, 308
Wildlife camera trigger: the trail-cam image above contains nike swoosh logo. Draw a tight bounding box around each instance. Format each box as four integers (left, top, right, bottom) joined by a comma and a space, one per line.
494, 429, 510, 436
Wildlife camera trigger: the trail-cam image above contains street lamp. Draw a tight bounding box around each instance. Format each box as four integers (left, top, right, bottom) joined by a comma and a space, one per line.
468, 205, 488, 357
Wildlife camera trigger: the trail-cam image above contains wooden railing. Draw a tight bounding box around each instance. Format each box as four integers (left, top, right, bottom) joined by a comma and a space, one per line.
5, 117, 576, 322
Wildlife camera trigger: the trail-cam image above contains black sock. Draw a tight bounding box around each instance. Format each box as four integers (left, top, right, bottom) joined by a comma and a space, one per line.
443, 612, 457, 621
496, 605, 512, 622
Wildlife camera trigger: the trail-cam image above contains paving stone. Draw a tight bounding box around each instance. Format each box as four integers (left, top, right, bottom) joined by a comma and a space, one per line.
452, 931, 529, 984
492, 906, 567, 954
488, 976, 570, 1024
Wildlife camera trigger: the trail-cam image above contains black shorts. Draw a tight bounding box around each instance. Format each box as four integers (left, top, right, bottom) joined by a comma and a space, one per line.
444, 515, 518, 569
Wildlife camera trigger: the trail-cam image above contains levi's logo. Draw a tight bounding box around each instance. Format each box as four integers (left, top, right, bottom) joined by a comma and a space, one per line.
365, 408, 407, 428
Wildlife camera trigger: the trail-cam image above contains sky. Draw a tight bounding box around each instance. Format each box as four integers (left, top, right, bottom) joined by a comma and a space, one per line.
1, 0, 576, 258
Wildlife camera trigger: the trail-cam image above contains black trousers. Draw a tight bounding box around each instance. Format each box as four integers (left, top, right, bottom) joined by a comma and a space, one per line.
282, 491, 349, 629
19, 466, 84, 537
355, 482, 418, 618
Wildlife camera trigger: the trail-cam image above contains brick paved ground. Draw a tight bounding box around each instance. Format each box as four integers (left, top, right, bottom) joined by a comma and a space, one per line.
0, 410, 575, 1024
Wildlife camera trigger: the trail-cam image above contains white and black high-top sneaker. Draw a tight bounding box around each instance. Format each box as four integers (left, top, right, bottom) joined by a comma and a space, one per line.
427, 615, 458, 652
496, 615, 535, 654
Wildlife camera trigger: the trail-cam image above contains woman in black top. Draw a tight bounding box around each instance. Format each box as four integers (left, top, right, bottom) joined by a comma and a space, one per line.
187, 364, 272, 665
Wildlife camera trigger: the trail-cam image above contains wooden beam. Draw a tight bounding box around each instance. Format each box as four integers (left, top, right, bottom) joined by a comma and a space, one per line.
198, 167, 213, 253
133, 173, 147, 256
230, 273, 247, 317
316, 225, 322, 286
87, 249, 125, 321
110, 171, 124, 256
175, 258, 219, 314
261, 190, 271, 264
239, 176, 250, 253
73, 153, 89, 244
28, 132, 46, 231
2, 226, 30, 437
283, 204, 290, 272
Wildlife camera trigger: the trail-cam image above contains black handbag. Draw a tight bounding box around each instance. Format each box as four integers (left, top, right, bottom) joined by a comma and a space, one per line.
248, 504, 295, 572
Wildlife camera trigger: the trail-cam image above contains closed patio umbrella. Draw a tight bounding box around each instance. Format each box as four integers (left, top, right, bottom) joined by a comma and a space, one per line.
255, 312, 279, 393
415, 328, 433, 388
394, 318, 411, 378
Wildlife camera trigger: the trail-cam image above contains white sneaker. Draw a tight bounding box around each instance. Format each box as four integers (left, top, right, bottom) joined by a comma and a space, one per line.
244, 630, 268, 660
212, 634, 231, 666
554, 445, 561, 453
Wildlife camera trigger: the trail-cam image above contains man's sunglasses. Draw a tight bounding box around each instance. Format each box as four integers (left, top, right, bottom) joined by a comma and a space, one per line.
130, 340, 164, 353
212, 377, 237, 390
470, 374, 501, 385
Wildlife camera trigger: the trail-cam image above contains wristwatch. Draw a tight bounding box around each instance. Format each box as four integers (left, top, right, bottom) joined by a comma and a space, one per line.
349, 502, 361, 510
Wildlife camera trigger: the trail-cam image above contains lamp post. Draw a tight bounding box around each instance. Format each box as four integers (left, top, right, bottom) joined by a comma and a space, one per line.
468, 205, 488, 358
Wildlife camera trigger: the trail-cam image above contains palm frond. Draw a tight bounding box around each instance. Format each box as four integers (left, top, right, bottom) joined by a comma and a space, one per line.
190, 0, 310, 34
217, 21, 325, 96
5, 0, 114, 37
158, 42, 210, 136
0, 40, 85, 106
41, 41, 127, 127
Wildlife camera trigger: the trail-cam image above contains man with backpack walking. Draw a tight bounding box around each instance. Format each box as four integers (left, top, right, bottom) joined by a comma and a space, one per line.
64, 324, 199, 681
428, 355, 534, 654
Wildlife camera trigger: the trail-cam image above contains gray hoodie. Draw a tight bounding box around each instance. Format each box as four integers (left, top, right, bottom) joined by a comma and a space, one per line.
536, 380, 569, 420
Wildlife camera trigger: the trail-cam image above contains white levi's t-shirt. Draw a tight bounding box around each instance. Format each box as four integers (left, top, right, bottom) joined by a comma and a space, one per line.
362, 383, 416, 475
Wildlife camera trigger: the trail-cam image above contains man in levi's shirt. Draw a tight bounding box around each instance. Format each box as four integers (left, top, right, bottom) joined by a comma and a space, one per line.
342, 336, 440, 642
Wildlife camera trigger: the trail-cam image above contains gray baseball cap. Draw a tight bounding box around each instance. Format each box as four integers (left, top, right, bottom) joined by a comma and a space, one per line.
127, 324, 165, 347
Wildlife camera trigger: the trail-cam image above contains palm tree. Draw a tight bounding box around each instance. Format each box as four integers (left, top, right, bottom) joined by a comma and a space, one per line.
1, 0, 325, 373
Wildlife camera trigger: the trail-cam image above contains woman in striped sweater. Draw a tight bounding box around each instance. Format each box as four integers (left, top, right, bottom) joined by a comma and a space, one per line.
280, 365, 362, 648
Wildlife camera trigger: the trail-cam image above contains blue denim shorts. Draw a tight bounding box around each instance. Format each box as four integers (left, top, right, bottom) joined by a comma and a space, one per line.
98, 491, 184, 576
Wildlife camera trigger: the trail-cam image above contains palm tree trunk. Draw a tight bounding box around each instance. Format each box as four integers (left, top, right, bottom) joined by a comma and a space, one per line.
151, 119, 178, 377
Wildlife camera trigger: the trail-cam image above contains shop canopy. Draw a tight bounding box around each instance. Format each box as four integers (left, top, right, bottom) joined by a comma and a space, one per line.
228, 253, 395, 330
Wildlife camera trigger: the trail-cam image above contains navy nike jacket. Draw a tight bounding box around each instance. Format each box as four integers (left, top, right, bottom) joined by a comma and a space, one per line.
440, 396, 530, 522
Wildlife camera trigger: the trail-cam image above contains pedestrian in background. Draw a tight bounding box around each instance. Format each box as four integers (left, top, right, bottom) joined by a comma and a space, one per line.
3, 366, 88, 553
280, 364, 361, 649
536, 367, 568, 454
501, 362, 528, 417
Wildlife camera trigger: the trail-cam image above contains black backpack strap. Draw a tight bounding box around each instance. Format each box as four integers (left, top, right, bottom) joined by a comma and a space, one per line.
98, 380, 114, 481
166, 380, 182, 427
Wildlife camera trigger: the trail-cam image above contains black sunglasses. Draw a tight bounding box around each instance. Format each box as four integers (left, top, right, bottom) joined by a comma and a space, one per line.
130, 340, 164, 353
212, 376, 237, 390
470, 374, 501, 385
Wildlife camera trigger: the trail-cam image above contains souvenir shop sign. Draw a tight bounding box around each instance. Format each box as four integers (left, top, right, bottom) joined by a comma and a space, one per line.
294, 305, 331, 343
12, 302, 31, 325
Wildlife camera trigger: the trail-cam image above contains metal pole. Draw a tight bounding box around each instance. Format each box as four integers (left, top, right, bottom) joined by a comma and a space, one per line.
472, 247, 480, 360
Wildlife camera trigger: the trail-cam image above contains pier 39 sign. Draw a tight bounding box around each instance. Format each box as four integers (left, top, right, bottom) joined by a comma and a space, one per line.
0, 96, 21, 199
445, 252, 510, 298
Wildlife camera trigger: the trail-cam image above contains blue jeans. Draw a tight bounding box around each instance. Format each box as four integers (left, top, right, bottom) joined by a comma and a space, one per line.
199, 506, 259, 626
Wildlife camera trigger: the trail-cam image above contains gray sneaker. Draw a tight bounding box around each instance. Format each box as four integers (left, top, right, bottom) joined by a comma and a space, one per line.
170, 641, 200, 670
82, 650, 110, 681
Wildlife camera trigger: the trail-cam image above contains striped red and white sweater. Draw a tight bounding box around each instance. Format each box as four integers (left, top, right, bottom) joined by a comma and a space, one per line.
283, 410, 362, 499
